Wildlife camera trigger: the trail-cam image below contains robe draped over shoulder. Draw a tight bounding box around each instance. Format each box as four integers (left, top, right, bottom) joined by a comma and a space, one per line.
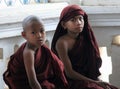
66, 36, 118, 89
3, 43, 68, 89
51, 4, 119, 89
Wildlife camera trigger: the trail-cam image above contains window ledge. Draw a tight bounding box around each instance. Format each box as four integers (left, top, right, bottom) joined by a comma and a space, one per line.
0, 2, 68, 39
0, 4, 120, 39
81, 6, 120, 27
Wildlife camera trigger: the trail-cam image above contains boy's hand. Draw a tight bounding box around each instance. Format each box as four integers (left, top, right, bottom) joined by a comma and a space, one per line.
95, 81, 111, 89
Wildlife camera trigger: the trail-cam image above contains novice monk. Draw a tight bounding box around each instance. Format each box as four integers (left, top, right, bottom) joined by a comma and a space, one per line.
3, 15, 68, 89
51, 4, 119, 89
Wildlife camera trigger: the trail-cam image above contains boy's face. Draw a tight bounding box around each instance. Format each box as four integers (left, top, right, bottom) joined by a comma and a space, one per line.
63, 15, 84, 33
22, 21, 46, 48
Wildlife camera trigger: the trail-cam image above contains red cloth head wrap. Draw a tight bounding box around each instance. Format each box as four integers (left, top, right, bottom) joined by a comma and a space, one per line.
60, 5, 84, 22
52, 4, 100, 57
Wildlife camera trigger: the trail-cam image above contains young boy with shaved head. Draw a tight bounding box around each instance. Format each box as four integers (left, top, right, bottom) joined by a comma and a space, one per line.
3, 15, 68, 89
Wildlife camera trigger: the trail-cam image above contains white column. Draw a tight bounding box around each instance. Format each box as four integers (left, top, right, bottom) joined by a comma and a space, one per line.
30, 0, 35, 4
0, 0, 7, 8
99, 47, 112, 82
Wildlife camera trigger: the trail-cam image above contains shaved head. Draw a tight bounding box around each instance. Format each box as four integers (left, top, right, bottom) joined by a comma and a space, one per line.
22, 15, 43, 31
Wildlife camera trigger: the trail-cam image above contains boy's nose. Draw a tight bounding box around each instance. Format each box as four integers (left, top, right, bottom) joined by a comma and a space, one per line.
76, 19, 82, 24
37, 33, 42, 37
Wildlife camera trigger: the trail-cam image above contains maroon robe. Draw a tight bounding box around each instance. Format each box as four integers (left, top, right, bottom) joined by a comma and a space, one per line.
3, 43, 68, 89
51, 4, 119, 89
66, 36, 118, 89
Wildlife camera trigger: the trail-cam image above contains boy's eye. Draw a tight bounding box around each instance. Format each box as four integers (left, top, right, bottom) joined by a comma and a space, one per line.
79, 17, 84, 21
70, 18, 75, 21
40, 29, 45, 33
31, 31, 35, 34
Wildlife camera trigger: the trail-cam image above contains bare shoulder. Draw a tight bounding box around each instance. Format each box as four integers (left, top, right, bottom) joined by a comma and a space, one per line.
23, 48, 32, 55
23, 47, 34, 60
56, 36, 69, 49
55, 36, 69, 57
56, 35, 75, 51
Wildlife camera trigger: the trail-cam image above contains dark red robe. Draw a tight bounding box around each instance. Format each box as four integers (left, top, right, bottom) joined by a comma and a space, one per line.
66, 36, 118, 89
51, 4, 119, 89
3, 43, 68, 89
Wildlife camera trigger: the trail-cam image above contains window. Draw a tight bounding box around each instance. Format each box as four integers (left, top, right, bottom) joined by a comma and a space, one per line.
0, 0, 49, 7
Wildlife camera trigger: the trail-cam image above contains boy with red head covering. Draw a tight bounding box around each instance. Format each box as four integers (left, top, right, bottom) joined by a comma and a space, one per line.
51, 4, 118, 89
3, 15, 68, 89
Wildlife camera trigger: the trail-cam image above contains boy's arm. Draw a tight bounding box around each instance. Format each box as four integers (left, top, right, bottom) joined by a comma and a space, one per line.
23, 49, 42, 89
56, 39, 108, 89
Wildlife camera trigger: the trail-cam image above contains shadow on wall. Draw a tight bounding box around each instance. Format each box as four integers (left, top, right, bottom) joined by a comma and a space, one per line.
109, 35, 120, 88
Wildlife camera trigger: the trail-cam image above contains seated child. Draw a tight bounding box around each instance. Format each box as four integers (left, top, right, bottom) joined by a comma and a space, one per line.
3, 15, 68, 89
51, 4, 119, 89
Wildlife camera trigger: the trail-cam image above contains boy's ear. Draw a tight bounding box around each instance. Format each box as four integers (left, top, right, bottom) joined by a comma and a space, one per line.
61, 21, 66, 29
21, 31, 26, 39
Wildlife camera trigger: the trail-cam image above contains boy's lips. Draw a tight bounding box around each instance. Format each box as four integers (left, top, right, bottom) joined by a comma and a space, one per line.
75, 27, 83, 30
37, 39, 44, 42
77, 26, 83, 28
